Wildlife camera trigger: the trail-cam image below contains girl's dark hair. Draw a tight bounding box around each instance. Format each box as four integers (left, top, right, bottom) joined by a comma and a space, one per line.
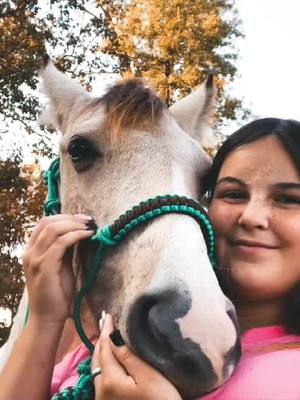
285, 281, 300, 333
204, 118, 300, 334
203, 118, 300, 198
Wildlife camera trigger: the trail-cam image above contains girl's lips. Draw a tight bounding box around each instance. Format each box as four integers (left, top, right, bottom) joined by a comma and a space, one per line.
229, 240, 279, 257
232, 239, 278, 249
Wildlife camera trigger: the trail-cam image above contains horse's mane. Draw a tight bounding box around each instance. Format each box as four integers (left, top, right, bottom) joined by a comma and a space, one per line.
91, 78, 167, 141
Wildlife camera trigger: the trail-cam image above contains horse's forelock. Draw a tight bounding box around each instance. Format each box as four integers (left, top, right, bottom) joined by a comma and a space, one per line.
89, 78, 167, 142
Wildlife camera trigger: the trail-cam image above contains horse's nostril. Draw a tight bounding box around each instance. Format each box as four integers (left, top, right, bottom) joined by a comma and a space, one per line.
128, 291, 179, 357
127, 290, 218, 397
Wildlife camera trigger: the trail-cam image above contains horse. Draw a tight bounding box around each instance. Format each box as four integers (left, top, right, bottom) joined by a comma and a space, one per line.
0, 56, 240, 399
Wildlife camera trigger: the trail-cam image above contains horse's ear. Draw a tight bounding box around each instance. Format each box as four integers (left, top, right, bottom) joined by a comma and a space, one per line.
169, 74, 217, 148
39, 54, 90, 132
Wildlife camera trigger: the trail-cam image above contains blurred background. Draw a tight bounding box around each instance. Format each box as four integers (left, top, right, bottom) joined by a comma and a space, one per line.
0, 0, 299, 345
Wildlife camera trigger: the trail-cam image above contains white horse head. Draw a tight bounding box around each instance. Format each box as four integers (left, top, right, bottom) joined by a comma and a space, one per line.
1, 57, 240, 398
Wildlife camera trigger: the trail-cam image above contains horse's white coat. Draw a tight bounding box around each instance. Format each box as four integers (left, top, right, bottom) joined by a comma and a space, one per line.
1, 61, 239, 395
170, 162, 237, 380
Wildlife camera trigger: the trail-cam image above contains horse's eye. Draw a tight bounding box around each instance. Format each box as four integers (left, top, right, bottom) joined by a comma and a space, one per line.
67, 137, 100, 171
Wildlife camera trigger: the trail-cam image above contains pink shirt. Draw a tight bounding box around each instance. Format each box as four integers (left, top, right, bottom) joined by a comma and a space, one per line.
50, 342, 91, 397
200, 326, 300, 400
50, 326, 300, 399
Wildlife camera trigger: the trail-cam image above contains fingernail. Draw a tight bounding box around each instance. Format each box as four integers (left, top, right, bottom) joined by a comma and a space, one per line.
110, 329, 125, 347
99, 310, 106, 331
85, 220, 98, 232
75, 213, 93, 220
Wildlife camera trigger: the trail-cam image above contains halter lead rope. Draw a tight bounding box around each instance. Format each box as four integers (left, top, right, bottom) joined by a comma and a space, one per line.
43, 158, 61, 215
43, 158, 216, 399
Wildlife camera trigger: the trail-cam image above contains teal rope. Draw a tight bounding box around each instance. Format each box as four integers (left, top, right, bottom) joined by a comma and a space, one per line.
108, 203, 215, 264
51, 358, 93, 400
24, 159, 61, 325
43, 159, 96, 400
52, 228, 118, 398
43, 158, 61, 215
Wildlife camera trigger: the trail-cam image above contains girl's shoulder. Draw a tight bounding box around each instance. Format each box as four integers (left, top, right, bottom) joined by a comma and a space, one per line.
242, 325, 300, 350
200, 325, 300, 400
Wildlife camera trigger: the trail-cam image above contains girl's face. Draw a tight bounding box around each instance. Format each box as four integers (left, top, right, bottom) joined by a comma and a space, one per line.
208, 135, 300, 300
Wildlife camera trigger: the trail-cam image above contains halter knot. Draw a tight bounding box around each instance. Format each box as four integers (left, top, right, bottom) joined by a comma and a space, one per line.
52, 358, 93, 400
91, 225, 118, 247
77, 359, 91, 375
44, 199, 61, 215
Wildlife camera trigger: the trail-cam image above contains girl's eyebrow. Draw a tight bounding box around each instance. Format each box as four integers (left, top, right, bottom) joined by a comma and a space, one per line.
274, 182, 300, 190
215, 177, 246, 187
215, 179, 300, 191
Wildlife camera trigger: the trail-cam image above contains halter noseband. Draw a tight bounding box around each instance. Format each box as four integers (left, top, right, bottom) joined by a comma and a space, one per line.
43, 158, 216, 353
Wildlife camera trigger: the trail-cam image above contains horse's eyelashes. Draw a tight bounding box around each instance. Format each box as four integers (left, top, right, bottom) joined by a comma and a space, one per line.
68, 136, 100, 171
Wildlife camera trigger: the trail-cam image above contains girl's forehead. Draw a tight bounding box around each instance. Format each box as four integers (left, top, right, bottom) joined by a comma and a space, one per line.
218, 136, 300, 183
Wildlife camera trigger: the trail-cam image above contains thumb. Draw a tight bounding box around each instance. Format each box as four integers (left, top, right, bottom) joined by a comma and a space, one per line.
110, 331, 183, 400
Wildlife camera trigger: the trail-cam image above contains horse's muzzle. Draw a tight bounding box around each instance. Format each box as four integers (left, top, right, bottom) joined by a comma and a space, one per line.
127, 289, 240, 399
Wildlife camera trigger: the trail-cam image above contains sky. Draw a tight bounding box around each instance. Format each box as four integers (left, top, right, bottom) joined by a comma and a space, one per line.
231, 0, 300, 124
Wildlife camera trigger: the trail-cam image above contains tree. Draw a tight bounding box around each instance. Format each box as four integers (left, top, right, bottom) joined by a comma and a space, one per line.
0, 0, 247, 148
98, 0, 248, 127
0, 0, 114, 155
0, 157, 46, 345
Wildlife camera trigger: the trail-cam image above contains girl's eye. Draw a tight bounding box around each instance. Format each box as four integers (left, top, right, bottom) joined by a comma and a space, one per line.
275, 195, 300, 205
222, 191, 247, 201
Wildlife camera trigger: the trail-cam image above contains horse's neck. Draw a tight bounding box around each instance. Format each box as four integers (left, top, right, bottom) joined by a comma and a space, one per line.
55, 307, 98, 365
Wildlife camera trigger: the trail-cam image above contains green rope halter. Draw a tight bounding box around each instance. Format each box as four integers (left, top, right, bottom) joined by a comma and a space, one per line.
43, 158, 61, 215
42, 157, 216, 399
51, 358, 93, 400
75, 197, 215, 353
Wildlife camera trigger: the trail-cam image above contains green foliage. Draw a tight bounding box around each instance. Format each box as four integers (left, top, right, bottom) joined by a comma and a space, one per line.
0, 0, 114, 154
0, 157, 46, 345
0, 253, 24, 347
97, 0, 249, 126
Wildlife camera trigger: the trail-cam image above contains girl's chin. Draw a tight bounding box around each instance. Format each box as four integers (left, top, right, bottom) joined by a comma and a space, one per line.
220, 262, 277, 294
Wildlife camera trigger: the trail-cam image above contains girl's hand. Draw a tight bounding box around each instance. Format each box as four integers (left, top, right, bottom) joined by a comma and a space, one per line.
92, 314, 182, 400
22, 214, 94, 326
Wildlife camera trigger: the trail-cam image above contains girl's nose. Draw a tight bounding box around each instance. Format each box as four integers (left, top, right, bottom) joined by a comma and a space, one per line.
237, 200, 270, 230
